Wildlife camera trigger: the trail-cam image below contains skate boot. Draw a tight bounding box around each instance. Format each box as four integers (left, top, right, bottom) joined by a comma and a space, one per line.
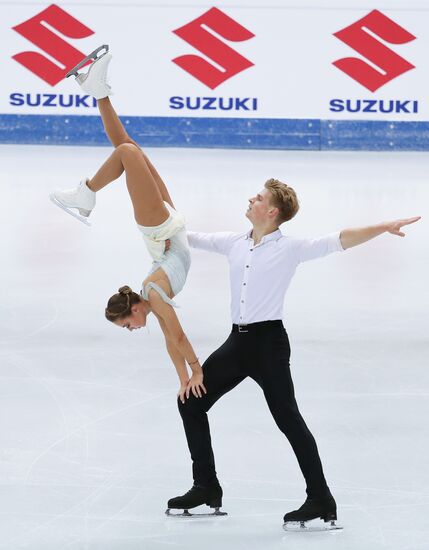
283, 491, 342, 531
66, 45, 112, 99
166, 483, 227, 517
50, 178, 95, 226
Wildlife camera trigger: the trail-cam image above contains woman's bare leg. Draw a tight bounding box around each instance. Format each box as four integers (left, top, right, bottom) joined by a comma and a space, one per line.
140, 151, 175, 209
88, 98, 175, 208
89, 143, 170, 226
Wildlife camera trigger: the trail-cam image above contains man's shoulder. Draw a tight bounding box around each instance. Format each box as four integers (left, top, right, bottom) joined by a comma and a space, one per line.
228, 231, 250, 246
275, 233, 299, 246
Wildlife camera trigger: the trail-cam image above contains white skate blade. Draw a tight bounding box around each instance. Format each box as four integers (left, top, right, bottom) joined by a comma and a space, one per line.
66, 44, 109, 78
283, 519, 343, 532
165, 507, 227, 518
50, 194, 91, 226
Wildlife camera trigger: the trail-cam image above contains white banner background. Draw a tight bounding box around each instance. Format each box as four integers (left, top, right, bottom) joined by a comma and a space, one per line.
1, 2, 428, 120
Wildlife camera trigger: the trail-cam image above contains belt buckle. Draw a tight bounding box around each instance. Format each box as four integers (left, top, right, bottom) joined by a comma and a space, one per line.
238, 324, 248, 333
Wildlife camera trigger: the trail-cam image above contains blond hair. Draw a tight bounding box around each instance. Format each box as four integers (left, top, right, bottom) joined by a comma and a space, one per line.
105, 285, 141, 322
264, 178, 299, 224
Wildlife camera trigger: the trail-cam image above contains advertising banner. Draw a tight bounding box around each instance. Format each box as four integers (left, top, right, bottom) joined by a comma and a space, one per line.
1, 2, 428, 148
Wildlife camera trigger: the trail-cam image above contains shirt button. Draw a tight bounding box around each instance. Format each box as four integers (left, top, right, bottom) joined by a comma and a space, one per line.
243, 283, 246, 286
241, 300, 244, 303
246, 265, 250, 268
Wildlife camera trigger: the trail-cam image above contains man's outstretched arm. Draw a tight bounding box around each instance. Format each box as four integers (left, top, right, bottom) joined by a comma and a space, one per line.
186, 231, 238, 255
340, 216, 421, 250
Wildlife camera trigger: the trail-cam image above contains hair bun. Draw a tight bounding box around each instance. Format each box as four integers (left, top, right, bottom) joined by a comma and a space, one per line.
118, 285, 132, 295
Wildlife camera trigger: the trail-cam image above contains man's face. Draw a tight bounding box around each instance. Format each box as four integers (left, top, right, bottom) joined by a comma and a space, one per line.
246, 188, 276, 224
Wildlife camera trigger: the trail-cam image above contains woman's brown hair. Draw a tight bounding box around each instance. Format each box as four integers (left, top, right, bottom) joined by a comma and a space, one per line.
105, 286, 141, 322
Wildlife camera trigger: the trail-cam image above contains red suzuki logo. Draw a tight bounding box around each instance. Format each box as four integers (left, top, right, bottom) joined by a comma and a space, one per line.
333, 10, 416, 92
172, 7, 254, 89
12, 4, 94, 86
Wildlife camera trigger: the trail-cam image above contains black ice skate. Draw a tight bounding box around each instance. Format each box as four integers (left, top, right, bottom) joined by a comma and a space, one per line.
65, 44, 109, 78
166, 483, 227, 518
283, 492, 343, 531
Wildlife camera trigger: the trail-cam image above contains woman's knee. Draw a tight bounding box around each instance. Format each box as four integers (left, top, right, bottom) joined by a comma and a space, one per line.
115, 141, 142, 158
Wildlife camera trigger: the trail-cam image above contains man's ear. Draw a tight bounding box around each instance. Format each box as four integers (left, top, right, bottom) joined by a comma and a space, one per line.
269, 207, 279, 219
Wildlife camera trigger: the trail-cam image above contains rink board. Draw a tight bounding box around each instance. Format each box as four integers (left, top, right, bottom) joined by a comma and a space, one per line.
1, 114, 429, 151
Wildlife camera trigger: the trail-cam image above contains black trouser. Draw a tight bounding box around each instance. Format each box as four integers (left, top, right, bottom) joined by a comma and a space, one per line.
178, 320, 330, 498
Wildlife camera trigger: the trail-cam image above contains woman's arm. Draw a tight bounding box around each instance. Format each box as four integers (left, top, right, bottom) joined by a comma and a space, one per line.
154, 312, 190, 402
165, 337, 189, 384
151, 295, 207, 399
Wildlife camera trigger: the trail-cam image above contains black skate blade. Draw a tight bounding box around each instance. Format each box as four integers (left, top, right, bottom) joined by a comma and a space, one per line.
49, 194, 91, 226
165, 507, 227, 518
65, 44, 109, 78
283, 519, 343, 532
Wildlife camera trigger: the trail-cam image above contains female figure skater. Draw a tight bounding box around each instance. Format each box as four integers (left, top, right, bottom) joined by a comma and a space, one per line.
50, 46, 205, 403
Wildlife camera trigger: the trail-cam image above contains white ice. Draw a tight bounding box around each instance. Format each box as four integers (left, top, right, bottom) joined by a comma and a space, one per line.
0, 144, 428, 550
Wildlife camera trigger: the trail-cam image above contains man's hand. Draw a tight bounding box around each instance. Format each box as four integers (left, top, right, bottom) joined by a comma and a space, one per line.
385, 216, 421, 237
340, 216, 421, 249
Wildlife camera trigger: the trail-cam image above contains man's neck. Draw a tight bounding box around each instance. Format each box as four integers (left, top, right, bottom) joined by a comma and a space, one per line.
251, 224, 279, 245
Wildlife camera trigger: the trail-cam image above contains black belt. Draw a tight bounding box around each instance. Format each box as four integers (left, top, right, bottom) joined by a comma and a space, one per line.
232, 320, 283, 333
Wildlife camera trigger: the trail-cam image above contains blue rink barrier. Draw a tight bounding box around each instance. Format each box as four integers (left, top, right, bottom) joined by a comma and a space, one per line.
1, 114, 429, 151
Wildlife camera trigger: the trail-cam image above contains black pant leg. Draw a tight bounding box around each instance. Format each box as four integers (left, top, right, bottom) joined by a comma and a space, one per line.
248, 327, 329, 498
178, 332, 245, 486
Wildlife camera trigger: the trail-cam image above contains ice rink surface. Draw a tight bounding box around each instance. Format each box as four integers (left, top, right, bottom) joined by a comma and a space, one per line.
0, 144, 428, 550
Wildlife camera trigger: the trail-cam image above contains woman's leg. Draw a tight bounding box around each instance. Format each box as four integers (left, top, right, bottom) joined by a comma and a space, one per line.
97, 97, 137, 149
89, 143, 170, 226
90, 98, 175, 208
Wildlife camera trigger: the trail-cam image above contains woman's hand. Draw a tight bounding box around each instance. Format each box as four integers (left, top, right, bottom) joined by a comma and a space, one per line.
186, 372, 207, 399
178, 379, 189, 404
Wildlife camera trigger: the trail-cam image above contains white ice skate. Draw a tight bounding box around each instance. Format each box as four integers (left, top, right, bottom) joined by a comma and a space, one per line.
66, 45, 112, 100
50, 178, 95, 226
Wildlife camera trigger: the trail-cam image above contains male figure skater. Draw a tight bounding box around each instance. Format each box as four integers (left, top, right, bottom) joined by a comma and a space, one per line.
166, 178, 420, 529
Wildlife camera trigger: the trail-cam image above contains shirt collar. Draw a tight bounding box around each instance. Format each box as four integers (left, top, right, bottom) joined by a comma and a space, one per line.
245, 228, 282, 245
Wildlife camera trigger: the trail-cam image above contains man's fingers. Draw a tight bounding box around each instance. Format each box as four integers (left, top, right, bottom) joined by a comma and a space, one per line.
403, 216, 421, 225
398, 216, 421, 228
202, 384, 207, 394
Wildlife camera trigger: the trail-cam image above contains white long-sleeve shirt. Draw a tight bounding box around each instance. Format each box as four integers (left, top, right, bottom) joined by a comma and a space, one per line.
187, 228, 344, 324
